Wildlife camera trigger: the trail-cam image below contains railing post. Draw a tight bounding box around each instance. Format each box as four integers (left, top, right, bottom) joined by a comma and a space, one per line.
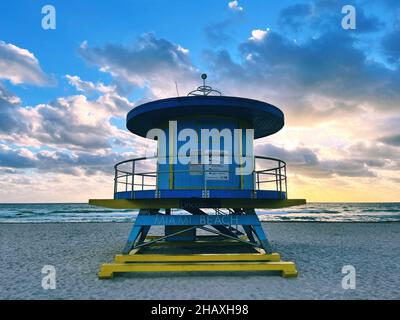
131, 160, 135, 199
284, 164, 288, 199
114, 167, 118, 199
278, 161, 283, 199
155, 159, 159, 197
253, 157, 256, 191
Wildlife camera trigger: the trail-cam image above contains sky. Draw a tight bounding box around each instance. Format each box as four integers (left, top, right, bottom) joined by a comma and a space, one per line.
0, 0, 399, 203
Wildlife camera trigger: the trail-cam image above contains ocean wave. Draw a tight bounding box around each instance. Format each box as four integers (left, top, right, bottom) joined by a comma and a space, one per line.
360, 209, 400, 213
46, 209, 134, 214
265, 209, 341, 214
0, 203, 399, 223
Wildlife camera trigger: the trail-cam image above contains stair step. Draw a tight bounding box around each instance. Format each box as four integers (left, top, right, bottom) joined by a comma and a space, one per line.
99, 260, 298, 279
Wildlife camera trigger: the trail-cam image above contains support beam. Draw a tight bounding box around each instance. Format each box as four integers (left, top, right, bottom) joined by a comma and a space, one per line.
198, 226, 260, 248
185, 208, 239, 238
134, 214, 259, 226
234, 208, 256, 243
133, 226, 197, 249
243, 208, 273, 253
122, 209, 159, 254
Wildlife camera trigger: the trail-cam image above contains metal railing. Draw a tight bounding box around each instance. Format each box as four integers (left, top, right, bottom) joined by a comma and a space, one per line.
113, 155, 287, 198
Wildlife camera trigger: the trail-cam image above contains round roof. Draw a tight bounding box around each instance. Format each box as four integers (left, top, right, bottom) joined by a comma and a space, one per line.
126, 96, 284, 139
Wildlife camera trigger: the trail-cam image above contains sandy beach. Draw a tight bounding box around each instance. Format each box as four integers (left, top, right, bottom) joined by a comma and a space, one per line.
0, 222, 399, 299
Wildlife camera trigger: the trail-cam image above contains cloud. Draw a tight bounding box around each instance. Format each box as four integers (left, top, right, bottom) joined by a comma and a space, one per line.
349, 140, 399, 159
354, 7, 385, 33
379, 134, 400, 146
0, 77, 138, 151
228, 1, 243, 12
377, 0, 400, 8
278, 1, 384, 33
0, 144, 36, 168
204, 20, 235, 47
206, 27, 400, 119
0, 41, 53, 86
0, 143, 137, 176
0, 83, 150, 178
79, 33, 198, 98
255, 143, 377, 178
0, 83, 27, 134
66, 75, 117, 95
20, 94, 132, 150
65, 75, 133, 117
204, 2, 244, 47
278, 3, 313, 32
249, 29, 269, 42
382, 27, 400, 63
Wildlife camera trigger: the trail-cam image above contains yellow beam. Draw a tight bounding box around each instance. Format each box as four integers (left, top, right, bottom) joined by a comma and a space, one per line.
114, 253, 281, 263
89, 198, 306, 209
98, 261, 298, 279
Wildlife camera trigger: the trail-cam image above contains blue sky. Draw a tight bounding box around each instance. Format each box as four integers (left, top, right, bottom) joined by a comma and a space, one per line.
0, 0, 400, 202
1, 1, 299, 105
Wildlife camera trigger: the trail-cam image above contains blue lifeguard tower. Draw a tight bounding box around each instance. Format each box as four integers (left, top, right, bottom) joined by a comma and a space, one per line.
90, 74, 305, 278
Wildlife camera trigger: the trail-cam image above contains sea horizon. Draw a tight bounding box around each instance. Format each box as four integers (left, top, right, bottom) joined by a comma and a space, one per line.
1, 202, 399, 223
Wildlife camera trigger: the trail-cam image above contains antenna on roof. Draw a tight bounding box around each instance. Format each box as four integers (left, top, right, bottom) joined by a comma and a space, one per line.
187, 73, 222, 96
174, 81, 180, 97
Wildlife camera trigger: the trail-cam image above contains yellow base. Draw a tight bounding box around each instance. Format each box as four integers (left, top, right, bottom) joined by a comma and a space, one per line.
98, 253, 297, 279
98, 235, 298, 279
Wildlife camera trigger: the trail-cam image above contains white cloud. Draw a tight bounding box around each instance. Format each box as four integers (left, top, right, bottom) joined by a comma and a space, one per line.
0, 82, 21, 104
0, 76, 138, 150
176, 45, 189, 54
0, 41, 53, 86
249, 29, 268, 41
15, 94, 130, 150
79, 33, 199, 98
66, 75, 117, 95
228, 1, 243, 12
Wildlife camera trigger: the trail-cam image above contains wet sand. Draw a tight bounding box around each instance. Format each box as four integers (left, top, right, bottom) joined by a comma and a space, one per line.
0, 222, 399, 299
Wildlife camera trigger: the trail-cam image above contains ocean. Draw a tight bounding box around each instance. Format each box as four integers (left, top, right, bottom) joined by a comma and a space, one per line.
0, 202, 399, 223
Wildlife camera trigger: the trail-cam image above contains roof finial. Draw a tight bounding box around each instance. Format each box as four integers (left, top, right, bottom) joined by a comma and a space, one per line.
201, 73, 207, 87
187, 73, 222, 96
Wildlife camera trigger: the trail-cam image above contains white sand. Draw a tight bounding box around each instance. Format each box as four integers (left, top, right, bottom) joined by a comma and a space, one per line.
0, 222, 399, 299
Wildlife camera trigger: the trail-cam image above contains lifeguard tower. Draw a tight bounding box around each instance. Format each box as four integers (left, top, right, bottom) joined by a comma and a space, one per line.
90, 74, 305, 278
